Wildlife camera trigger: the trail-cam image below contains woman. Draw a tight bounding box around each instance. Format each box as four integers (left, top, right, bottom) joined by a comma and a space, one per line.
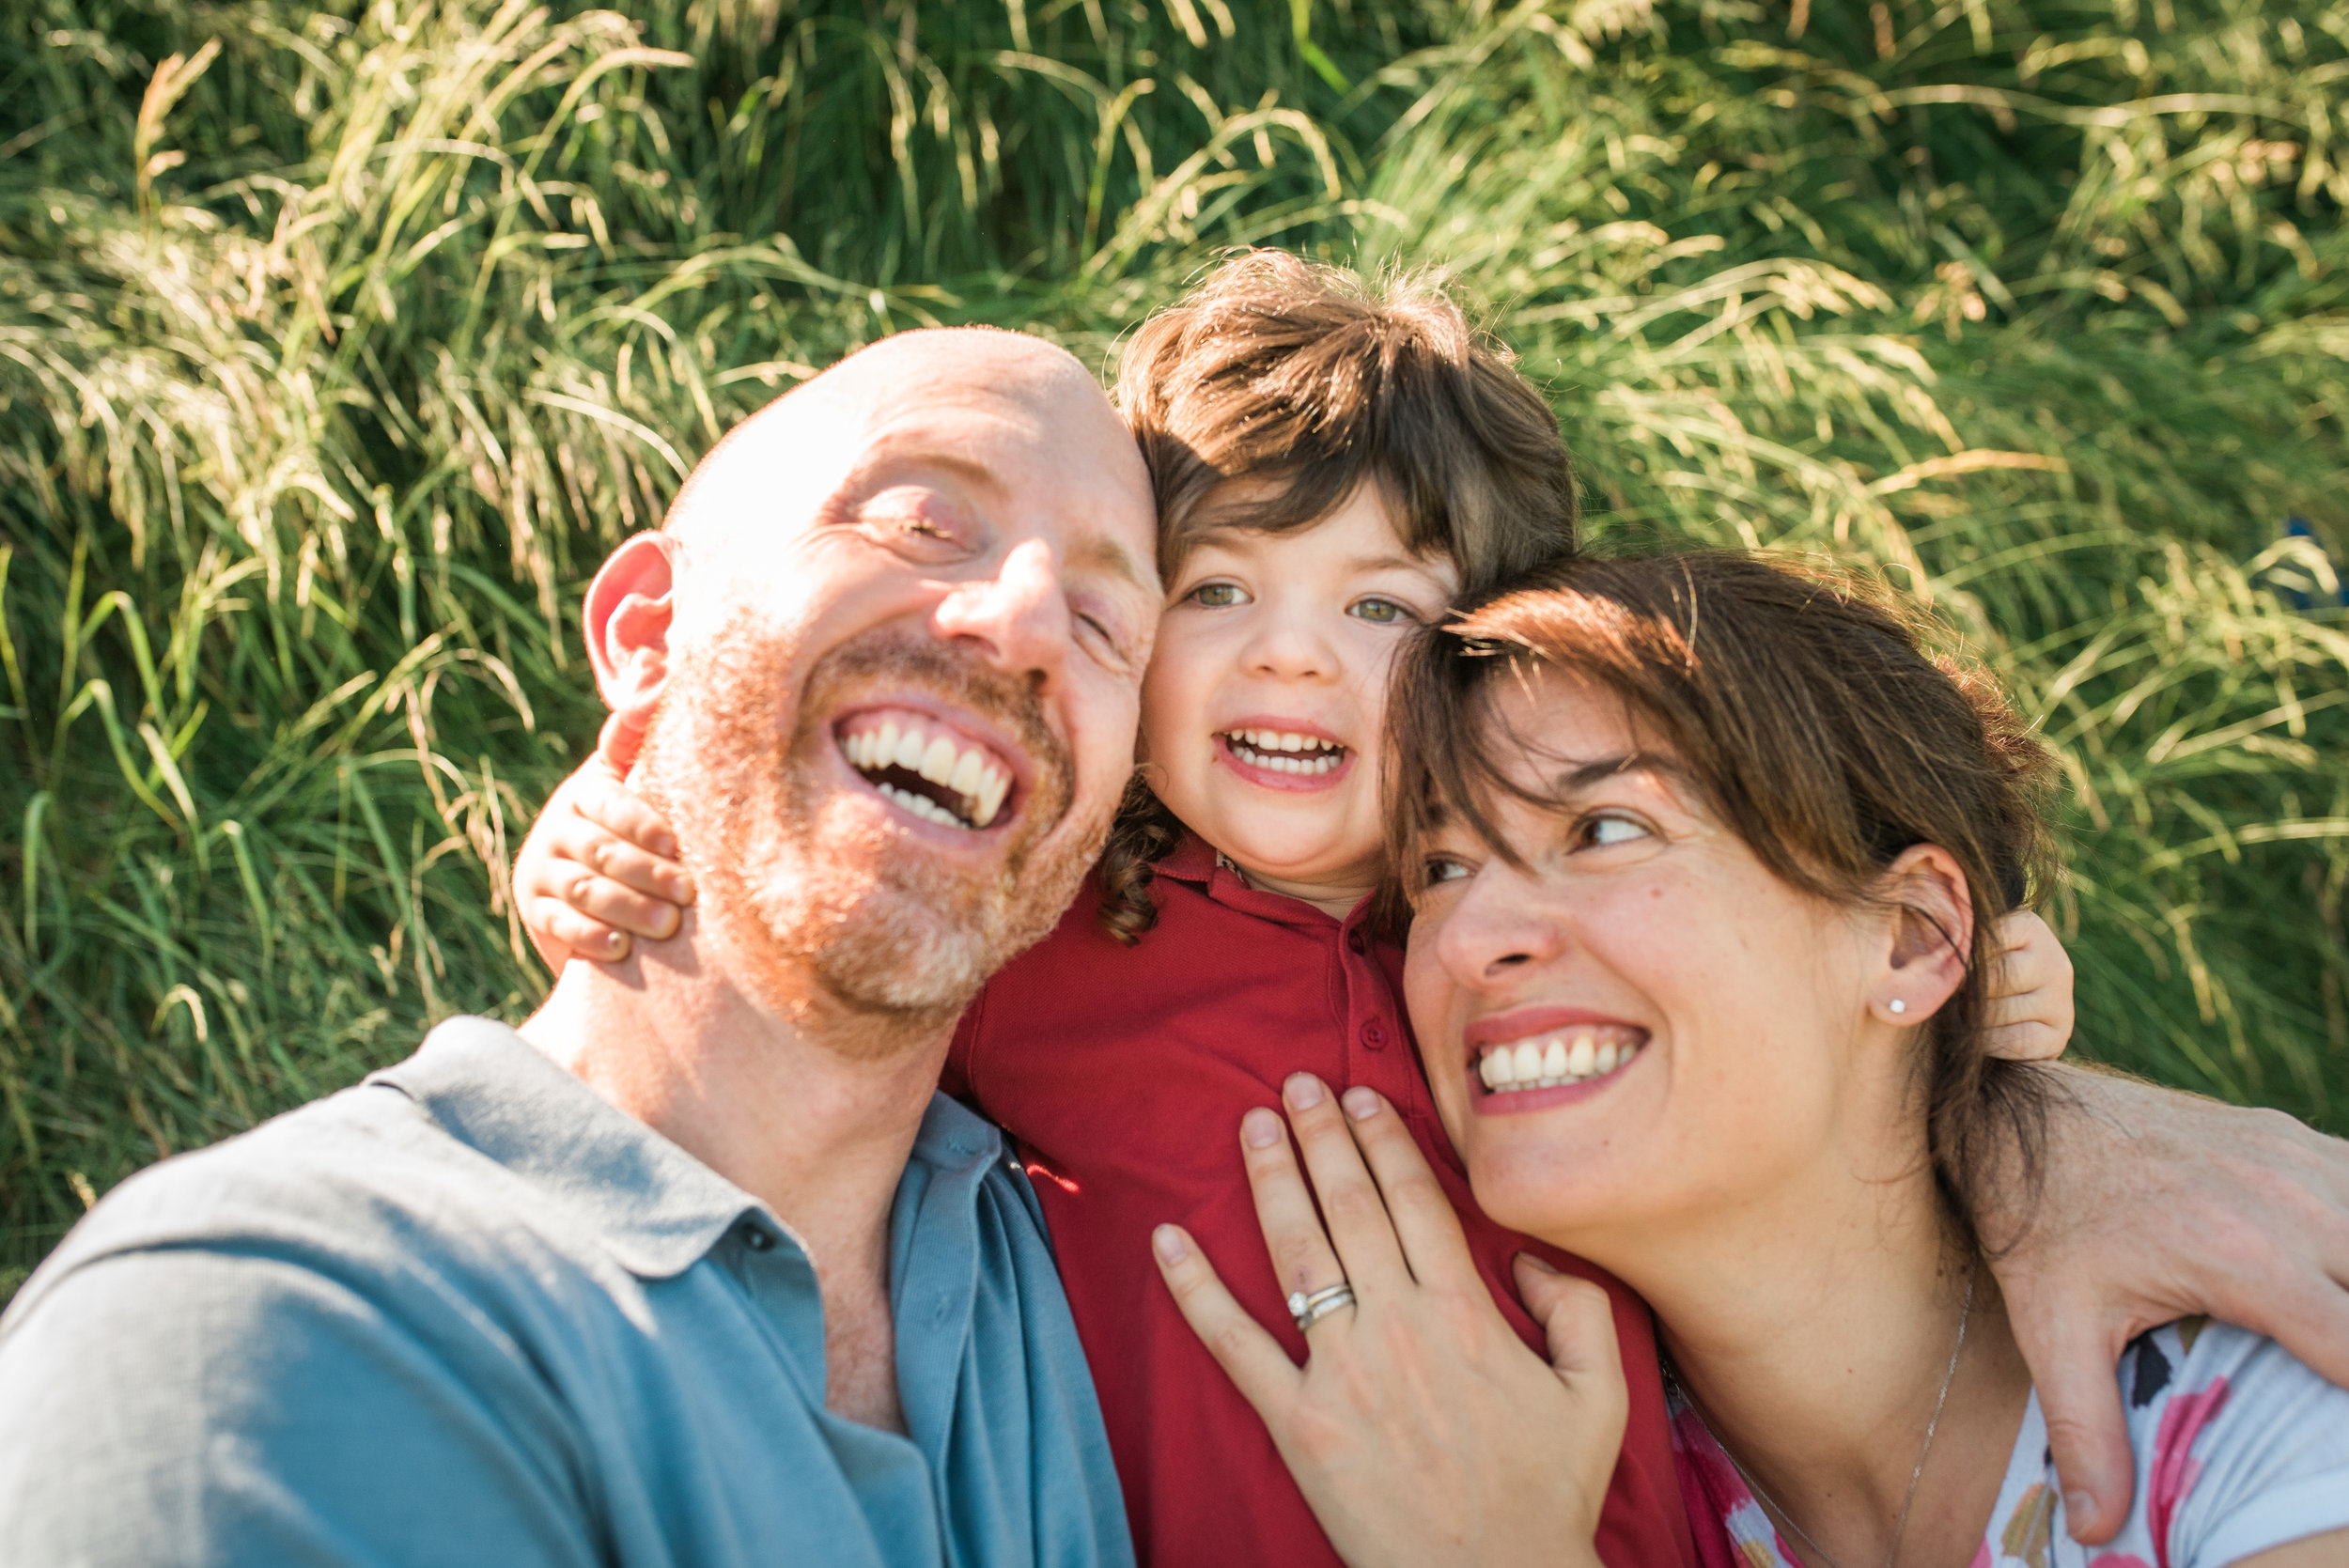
1150, 552, 2349, 1568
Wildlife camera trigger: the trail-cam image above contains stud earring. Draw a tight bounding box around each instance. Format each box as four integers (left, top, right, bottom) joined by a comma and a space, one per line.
1888, 998, 1907, 1016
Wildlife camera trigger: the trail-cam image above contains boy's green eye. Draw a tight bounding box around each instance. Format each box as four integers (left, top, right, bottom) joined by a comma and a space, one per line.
1189, 582, 1246, 608
1349, 597, 1409, 624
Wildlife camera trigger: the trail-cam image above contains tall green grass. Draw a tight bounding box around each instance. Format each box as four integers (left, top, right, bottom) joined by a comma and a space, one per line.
3, 0, 2344, 1298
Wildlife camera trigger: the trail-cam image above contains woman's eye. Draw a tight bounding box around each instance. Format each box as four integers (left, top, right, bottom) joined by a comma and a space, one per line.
1348, 597, 1412, 625
1422, 855, 1473, 885
1188, 582, 1246, 608
1577, 814, 1653, 850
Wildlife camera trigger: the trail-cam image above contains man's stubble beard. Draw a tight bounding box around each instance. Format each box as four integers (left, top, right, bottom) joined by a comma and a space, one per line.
635, 602, 1112, 1058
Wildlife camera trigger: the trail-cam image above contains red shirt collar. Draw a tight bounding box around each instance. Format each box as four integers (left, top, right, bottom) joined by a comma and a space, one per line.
1151, 831, 1377, 937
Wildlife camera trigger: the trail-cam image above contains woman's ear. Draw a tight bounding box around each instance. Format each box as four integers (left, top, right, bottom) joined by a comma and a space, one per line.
1875, 843, 1975, 1025
583, 533, 680, 747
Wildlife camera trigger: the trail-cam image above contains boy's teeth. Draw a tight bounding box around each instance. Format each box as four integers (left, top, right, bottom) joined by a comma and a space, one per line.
839, 715, 1011, 831
1475, 1029, 1646, 1094
1226, 730, 1346, 774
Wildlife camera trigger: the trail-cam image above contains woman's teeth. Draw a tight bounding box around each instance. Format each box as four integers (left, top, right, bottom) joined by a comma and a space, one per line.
841, 718, 1011, 829
1476, 1029, 1645, 1093
1225, 729, 1346, 775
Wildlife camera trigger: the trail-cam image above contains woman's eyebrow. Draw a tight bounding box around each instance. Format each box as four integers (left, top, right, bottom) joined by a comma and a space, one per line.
1548, 753, 1688, 797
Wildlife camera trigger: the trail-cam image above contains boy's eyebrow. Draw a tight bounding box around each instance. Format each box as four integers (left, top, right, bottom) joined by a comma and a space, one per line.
1348, 551, 1444, 576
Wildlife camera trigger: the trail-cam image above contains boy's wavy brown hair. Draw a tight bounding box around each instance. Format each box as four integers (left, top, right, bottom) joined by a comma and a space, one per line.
1095, 250, 1580, 942
1385, 551, 2062, 1238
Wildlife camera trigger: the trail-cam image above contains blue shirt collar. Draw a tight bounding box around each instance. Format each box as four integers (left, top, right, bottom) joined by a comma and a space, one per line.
372, 1017, 1003, 1280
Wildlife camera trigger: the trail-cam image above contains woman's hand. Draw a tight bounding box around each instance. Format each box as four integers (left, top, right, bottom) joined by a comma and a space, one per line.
1983, 1068, 2349, 1545
1982, 909, 2075, 1061
513, 720, 694, 971
1150, 1073, 1622, 1568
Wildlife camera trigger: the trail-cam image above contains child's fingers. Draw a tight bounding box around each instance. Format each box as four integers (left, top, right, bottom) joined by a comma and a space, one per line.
538, 813, 693, 908
1238, 1106, 1351, 1312
1996, 907, 2053, 955
1152, 1224, 1304, 1411
525, 900, 633, 964
571, 768, 682, 866
564, 871, 685, 942
1984, 909, 2073, 1062
1983, 1016, 2068, 1062
596, 712, 646, 774
1335, 1088, 1478, 1294
583, 831, 694, 908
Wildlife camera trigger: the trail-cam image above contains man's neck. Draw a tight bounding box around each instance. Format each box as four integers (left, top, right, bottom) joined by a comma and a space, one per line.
518, 907, 954, 1431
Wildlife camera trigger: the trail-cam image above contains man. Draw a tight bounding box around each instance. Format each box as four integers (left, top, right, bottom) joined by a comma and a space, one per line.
0, 329, 1162, 1565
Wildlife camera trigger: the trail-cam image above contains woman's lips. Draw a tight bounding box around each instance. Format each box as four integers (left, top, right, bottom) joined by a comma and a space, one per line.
1460, 1010, 1651, 1114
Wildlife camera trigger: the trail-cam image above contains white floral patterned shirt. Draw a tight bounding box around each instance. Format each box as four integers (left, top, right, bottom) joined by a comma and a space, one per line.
1672, 1320, 2349, 1568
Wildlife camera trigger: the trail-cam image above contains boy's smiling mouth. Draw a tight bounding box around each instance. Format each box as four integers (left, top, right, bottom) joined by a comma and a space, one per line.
1214, 722, 1352, 788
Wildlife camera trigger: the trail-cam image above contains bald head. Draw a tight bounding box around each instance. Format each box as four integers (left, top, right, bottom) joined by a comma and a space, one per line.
665, 328, 1146, 559
579, 323, 1163, 1033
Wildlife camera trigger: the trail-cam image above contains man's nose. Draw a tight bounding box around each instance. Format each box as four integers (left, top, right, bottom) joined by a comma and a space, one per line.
1436, 867, 1564, 986
931, 537, 1071, 680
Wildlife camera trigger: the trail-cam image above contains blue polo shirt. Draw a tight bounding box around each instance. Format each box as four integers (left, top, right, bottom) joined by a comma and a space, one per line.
0, 1017, 1135, 1568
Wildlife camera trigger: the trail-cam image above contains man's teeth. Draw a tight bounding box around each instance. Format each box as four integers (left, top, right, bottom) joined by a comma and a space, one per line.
1476, 1030, 1645, 1093
842, 718, 1011, 829
1226, 729, 1346, 775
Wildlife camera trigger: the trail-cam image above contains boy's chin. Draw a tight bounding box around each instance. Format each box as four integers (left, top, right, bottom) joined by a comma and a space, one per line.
1221, 830, 1375, 887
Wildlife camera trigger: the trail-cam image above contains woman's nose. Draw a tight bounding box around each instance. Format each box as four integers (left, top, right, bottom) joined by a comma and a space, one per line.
1436, 870, 1565, 986
931, 537, 1071, 681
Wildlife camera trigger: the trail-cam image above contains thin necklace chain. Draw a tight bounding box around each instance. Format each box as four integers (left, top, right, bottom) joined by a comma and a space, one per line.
1670, 1269, 1975, 1568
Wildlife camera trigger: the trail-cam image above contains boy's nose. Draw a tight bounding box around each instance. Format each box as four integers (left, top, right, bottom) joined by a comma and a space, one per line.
1241, 608, 1336, 682
932, 538, 1071, 680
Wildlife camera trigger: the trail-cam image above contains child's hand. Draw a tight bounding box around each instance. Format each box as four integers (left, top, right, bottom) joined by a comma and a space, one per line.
513, 747, 693, 972
1983, 908, 2074, 1062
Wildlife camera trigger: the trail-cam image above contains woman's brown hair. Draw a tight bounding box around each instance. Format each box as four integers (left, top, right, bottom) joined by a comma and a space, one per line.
1386, 551, 2061, 1240
1096, 250, 1579, 941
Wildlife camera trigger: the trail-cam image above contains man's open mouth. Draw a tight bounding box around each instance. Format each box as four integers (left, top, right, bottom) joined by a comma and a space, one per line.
1474, 1025, 1648, 1094
1219, 728, 1347, 777
838, 709, 1013, 831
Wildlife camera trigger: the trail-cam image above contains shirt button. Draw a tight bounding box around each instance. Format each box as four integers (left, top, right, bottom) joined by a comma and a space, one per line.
1361, 1021, 1384, 1048
743, 1225, 775, 1251
1346, 932, 1366, 954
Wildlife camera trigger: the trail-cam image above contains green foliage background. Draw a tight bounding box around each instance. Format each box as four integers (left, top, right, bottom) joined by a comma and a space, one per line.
3, 0, 2346, 1296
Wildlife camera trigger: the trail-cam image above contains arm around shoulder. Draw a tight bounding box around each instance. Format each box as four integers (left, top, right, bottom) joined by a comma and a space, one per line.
0, 1243, 601, 1568
1982, 1065, 2349, 1543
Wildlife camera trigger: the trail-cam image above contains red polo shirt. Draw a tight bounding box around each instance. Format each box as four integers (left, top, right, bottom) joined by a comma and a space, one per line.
945, 834, 1702, 1568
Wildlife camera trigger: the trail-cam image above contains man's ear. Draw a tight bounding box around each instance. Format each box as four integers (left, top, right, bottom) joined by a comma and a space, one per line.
1876, 843, 1976, 1024
583, 533, 679, 755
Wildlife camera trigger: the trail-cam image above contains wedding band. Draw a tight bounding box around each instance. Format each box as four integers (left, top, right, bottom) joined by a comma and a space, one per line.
1286, 1282, 1356, 1333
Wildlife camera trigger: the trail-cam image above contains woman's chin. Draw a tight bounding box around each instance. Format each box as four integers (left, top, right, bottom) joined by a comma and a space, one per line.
1465, 1144, 1641, 1246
